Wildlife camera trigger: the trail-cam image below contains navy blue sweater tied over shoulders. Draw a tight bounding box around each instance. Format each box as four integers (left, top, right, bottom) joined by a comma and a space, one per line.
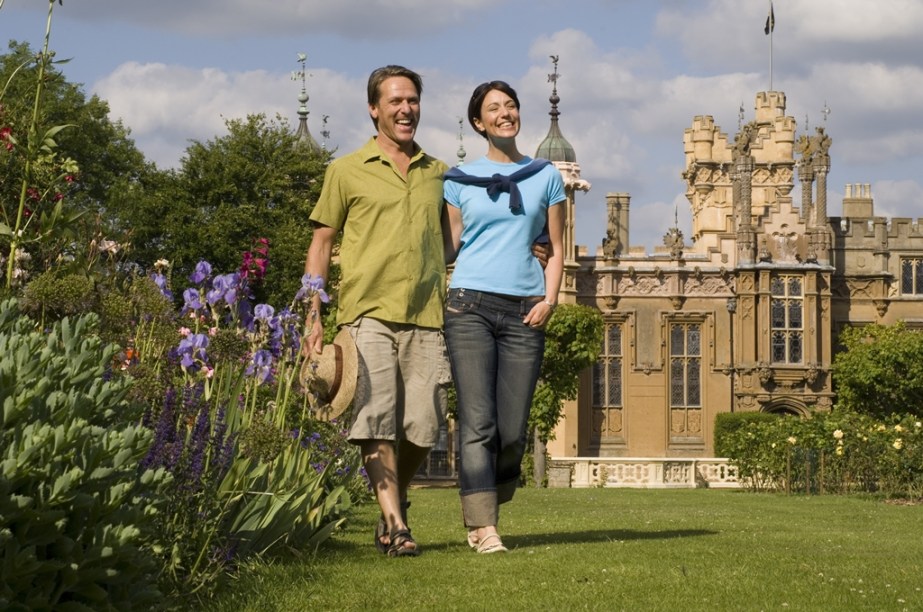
444, 159, 551, 213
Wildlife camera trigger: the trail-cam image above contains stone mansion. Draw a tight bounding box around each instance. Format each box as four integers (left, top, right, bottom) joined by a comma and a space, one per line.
533, 88, 923, 481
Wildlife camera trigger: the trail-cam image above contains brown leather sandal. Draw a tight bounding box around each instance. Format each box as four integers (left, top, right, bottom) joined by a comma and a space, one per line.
387, 528, 420, 557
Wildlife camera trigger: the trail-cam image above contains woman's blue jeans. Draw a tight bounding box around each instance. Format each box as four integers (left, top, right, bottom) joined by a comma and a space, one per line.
444, 288, 545, 527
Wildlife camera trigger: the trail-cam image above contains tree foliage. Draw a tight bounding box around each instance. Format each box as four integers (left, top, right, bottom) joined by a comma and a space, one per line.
833, 322, 923, 419
1, 40, 151, 273
119, 114, 330, 305
2, 41, 330, 305
530, 303, 605, 443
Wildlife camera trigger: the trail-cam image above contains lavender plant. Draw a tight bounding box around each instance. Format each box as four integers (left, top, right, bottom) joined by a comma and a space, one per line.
132, 259, 362, 596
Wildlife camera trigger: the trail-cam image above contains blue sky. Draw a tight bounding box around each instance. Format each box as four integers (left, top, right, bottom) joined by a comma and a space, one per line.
3, 0, 923, 251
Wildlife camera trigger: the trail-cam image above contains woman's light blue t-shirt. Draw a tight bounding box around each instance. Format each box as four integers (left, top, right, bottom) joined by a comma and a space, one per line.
444, 156, 565, 296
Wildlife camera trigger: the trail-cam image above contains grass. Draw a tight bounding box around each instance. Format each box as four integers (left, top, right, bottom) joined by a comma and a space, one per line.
205, 488, 923, 611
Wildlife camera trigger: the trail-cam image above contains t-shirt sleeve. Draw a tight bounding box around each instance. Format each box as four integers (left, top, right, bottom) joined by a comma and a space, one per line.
547, 166, 566, 206
309, 163, 348, 229
443, 175, 462, 208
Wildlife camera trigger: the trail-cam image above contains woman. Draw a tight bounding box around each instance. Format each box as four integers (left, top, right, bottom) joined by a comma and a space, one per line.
442, 80, 565, 554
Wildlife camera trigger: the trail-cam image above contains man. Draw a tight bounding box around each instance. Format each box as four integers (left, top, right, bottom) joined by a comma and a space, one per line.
303, 65, 449, 557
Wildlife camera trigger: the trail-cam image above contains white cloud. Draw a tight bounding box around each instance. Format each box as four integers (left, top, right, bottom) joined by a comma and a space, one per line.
26, 0, 499, 38
873, 180, 923, 220
93, 62, 366, 168
51, 0, 922, 250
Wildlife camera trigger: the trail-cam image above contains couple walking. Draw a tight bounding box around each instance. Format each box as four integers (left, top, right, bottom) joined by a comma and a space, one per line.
302, 65, 565, 557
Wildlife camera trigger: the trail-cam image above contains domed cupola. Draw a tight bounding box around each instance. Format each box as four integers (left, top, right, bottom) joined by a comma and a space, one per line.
535, 55, 576, 163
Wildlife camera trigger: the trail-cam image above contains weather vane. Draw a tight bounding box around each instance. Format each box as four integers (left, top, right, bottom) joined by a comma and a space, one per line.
321, 114, 330, 149
548, 55, 560, 88
291, 52, 310, 89
821, 101, 831, 124
456, 117, 467, 166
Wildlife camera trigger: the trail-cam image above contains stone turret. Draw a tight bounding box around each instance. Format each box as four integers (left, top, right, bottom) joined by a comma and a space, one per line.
534, 56, 590, 273
292, 53, 321, 153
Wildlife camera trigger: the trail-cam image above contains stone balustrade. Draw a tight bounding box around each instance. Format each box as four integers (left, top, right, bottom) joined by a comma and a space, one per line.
547, 457, 740, 489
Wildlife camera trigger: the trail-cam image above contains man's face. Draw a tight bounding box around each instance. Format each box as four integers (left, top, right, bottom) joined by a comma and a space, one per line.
369, 76, 420, 150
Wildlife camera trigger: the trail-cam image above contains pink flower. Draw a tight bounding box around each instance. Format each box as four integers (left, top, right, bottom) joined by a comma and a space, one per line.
179, 326, 191, 337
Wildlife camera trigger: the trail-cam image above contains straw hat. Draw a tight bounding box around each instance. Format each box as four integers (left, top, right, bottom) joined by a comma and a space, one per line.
299, 327, 358, 421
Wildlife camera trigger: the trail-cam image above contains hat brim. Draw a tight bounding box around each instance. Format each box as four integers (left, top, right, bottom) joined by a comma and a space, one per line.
300, 327, 358, 421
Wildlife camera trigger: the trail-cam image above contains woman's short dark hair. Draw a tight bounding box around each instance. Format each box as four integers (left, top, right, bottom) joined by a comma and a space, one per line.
467, 80, 520, 139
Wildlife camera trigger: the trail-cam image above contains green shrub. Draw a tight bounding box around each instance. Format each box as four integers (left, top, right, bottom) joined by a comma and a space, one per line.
713, 411, 779, 457
20, 270, 96, 322
720, 408, 923, 498
0, 299, 170, 610
833, 322, 923, 419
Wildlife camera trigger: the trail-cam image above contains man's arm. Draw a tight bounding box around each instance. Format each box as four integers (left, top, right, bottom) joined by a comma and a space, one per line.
442, 202, 463, 265
303, 223, 338, 355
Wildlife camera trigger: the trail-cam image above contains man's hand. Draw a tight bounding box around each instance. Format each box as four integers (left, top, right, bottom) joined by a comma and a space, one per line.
531, 241, 552, 268
302, 316, 325, 357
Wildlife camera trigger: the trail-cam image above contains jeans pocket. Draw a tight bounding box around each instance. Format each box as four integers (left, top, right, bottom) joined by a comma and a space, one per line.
446, 289, 475, 314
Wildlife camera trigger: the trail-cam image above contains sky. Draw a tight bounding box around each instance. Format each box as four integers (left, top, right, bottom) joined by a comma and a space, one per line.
3, 0, 923, 252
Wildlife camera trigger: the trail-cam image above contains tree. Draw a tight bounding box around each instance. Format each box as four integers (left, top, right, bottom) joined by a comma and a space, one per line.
833, 322, 923, 419
1, 38, 153, 281
125, 113, 330, 306
528, 303, 604, 484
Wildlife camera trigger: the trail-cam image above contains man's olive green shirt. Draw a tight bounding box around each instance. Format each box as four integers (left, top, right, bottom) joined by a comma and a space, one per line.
310, 137, 448, 329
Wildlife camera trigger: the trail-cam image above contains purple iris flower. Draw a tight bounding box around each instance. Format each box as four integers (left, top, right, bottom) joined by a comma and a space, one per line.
211, 273, 240, 306
246, 348, 274, 384
183, 288, 204, 312
177, 333, 209, 370
254, 303, 275, 322
237, 299, 254, 329
189, 260, 213, 285
295, 273, 330, 303
151, 272, 173, 301
205, 286, 224, 306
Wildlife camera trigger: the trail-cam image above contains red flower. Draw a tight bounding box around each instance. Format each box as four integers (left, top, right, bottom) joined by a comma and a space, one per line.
0, 126, 12, 151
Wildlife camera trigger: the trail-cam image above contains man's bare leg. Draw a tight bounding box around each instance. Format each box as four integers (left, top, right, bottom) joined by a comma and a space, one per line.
362, 439, 430, 553
396, 439, 430, 498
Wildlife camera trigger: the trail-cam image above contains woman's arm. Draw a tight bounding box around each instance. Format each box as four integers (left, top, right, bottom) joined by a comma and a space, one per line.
523, 200, 565, 327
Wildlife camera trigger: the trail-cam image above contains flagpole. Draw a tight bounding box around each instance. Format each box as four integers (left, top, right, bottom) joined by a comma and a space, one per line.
768, 0, 774, 91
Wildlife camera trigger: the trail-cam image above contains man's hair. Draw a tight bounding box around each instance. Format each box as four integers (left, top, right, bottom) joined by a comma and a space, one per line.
367, 65, 423, 106
467, 80, 520, 139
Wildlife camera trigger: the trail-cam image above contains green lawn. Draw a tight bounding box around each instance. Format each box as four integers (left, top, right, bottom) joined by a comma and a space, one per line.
206, 488, 923, 611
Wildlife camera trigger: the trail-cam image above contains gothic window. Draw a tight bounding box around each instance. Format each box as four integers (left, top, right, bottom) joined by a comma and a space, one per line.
770, 275, 803, 364
592, 323, 623, 439
901, 258, 923, 295
669, 322, 703, 439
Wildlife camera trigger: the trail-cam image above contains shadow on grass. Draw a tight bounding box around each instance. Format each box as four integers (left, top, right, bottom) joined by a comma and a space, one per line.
429, 528, 718, 550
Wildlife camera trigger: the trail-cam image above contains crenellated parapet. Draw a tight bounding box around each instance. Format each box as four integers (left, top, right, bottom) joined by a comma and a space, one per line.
682, 92, 804, 265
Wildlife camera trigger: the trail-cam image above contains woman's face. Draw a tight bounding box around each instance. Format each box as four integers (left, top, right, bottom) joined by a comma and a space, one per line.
473, 88, 520, 141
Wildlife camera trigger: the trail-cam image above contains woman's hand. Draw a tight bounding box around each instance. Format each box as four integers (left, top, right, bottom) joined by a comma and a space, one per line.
523, 300, 555, 329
